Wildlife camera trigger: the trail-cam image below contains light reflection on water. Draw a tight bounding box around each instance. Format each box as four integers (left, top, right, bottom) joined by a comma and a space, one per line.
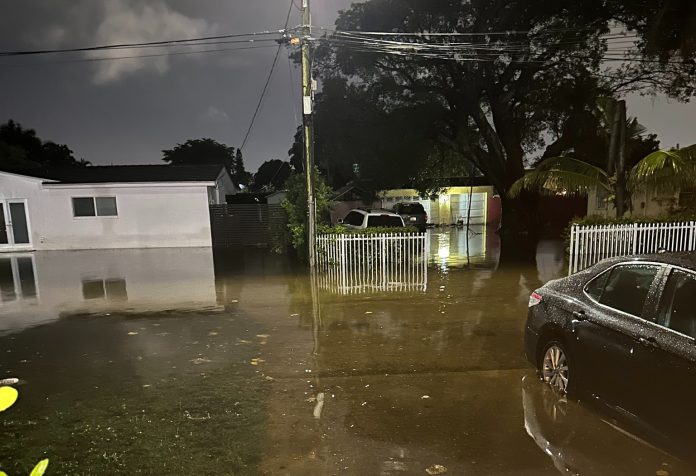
0, 230, 568, 334
0, 232, 690, 474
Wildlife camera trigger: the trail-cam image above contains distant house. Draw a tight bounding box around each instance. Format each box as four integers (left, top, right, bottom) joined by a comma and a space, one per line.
0, 165, 237, 251
586, 185, 694, 218
380, 178, 501, 226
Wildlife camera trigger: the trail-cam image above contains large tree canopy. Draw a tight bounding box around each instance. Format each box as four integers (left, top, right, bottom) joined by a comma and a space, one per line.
310, 0, 696, 199
0, 120, 88, 173
252, 159, 292, 192
162, 138, 251, 186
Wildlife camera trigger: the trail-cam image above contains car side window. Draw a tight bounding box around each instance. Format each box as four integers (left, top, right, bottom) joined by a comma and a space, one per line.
345, 211, 364, 226
585, 270, 610, 301
657, 269, 696, 339
597, 264, 660, 317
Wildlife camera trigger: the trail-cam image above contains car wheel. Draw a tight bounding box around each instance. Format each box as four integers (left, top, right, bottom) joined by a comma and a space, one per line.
539, 339, 571, 395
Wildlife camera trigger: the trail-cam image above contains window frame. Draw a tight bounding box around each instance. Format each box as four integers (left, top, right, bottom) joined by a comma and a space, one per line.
652, 265, 696, 341
582, 261, 665, 320
72, 196, 119, 219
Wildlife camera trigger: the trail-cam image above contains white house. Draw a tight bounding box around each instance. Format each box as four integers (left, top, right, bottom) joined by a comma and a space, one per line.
0, 165, 237, 251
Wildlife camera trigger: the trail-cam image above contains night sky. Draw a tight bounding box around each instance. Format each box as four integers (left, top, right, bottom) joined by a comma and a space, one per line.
0, 1, 693, 172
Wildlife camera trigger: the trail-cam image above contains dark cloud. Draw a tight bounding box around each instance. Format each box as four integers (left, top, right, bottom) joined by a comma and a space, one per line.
0, 1, 692, 172
0, 0, 353, 170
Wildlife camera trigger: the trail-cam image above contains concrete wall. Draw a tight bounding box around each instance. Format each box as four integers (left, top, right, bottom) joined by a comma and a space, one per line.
0, 171, 216, 250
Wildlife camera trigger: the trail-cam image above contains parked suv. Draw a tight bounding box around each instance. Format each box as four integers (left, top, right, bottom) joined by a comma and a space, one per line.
392, 202, 427, 232
338, 209, 405, 229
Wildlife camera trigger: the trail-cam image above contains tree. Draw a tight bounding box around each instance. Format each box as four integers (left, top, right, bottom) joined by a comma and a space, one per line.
232, 149, 252, 187
162, 138, 251, 186
0, 120, 88, 172
281, 169, 333, 260
312, 1, 696, 226
252, 159, 292, 192
288, 126, 304, 173
509, 144, 696, 215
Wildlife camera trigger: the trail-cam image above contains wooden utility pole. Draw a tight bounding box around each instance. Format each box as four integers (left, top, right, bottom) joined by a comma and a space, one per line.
301, 0, 317, 268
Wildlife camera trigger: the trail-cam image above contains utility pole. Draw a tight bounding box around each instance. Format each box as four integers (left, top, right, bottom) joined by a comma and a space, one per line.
301, 0, 317, 268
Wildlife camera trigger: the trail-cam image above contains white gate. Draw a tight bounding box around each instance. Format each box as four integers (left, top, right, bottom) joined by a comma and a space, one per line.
316, 233, 428, 294
568, 221, 696, 274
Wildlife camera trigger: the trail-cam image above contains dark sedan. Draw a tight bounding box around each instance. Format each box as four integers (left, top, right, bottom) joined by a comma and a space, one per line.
525, 252, 696, 447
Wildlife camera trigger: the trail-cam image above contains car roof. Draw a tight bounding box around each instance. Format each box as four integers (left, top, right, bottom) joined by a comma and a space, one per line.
349, 208, 401, 216
601, 252, 696, 271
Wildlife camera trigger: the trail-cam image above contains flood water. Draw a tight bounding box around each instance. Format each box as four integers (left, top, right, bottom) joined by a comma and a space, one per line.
0, 229, 691, 475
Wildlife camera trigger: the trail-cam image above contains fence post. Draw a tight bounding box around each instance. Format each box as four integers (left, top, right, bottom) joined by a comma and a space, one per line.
568, 225, 576, 275
691, 222, 696, 251
632, 223, 638, 254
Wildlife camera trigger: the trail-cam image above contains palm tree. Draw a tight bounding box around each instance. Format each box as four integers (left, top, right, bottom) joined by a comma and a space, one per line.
629, 145, 696, 194
510, 145, 696, 215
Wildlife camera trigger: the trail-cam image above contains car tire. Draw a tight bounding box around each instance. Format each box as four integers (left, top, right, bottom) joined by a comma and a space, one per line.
538, 339, 572, 395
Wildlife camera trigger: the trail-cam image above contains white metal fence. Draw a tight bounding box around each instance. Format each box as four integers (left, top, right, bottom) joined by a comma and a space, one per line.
568, 221, 696, 274
316, 233, 428, 294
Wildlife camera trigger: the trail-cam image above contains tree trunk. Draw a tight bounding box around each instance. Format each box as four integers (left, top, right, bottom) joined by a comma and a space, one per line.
615, 100, 627, 217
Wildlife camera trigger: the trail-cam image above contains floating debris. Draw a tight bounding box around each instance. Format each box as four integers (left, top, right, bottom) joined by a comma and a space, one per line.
421, 395, 430, 399
425, 464, 447, 475
364, 311, 373, 315
313, 392, 325, 419
190, 357, 212, 365
0, 378, 19, 386
250, 358, 265, 366
127, 331, 138, 336
208, 331, 219, 336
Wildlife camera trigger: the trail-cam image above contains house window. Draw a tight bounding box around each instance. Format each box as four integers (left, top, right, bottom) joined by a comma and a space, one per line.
72, 197, 118, 217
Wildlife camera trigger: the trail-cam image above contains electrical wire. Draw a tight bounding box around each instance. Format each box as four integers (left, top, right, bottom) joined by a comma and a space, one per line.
239, 0, 296, 151
0, 30, 287, 57
0, 44, 278, 68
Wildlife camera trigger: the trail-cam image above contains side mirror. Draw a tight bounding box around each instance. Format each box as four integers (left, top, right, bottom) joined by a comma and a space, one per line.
337, 218, 344, 224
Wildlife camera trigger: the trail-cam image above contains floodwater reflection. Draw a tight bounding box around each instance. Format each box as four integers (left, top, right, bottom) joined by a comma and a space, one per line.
1, 234, 688, 474
0, 248, 219, 335
428, 225, 501, 269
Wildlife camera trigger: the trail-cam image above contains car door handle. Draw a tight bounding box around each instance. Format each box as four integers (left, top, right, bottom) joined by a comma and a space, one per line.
572, 310, 587, 321
637, 336, 659, 349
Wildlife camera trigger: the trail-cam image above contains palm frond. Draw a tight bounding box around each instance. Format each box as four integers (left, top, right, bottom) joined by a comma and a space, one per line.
509, 156, 610, 198
629, 145, 696, 193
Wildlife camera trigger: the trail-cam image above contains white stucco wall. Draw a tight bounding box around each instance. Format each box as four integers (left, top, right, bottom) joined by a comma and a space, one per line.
0, 171, 216, 250
587, 185, 680, 218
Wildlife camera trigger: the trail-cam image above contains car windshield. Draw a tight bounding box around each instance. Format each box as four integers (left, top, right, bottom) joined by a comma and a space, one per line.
367, 215, 403, 227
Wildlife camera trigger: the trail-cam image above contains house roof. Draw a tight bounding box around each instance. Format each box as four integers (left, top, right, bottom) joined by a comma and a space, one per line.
0, 164, 228, 184
40, 165, 226, 184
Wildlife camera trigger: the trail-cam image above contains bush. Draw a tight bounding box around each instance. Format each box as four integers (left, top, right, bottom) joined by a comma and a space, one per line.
281, 169, 333, 260
317, 225, 420, 235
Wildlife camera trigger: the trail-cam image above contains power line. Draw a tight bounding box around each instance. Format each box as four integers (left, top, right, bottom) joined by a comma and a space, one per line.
0, 30, 286, 57
0, 44, 278, 68
239, 0, 296, 151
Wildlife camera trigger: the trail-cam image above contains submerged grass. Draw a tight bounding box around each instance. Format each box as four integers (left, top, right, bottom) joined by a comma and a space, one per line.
0, 313, 269, 475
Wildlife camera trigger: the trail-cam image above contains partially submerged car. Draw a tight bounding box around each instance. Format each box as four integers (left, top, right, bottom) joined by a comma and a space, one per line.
392, 202, 427, 232
338, 208, 405, 229
525, 252, 696, 446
